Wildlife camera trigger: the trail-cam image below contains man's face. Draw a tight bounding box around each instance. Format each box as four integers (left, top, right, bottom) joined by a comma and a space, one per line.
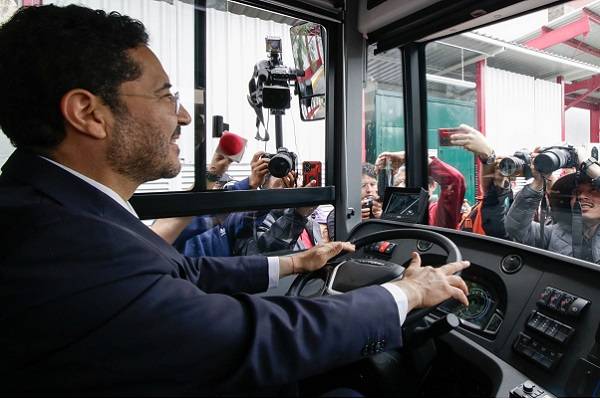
106, 46, 191, 183
361, 174, 377, 200
572, 183, 600, 222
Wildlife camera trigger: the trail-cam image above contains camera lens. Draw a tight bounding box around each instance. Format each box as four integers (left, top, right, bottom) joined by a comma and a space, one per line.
268, 153, 294, 178
499, 157, 524, 177
534, 148, 571, 174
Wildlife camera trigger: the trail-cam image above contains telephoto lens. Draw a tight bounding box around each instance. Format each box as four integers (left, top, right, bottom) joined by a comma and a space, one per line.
499, 157, 525, 177
534, 147, 577, 174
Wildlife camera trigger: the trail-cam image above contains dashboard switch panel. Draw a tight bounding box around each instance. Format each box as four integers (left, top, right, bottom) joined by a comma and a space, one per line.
509, 380, 554, 398
536, 287, 590, 318
526, 311, 575, 344
513, 332, 563, 370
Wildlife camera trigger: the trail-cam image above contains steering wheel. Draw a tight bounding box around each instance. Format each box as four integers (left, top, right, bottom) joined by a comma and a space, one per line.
287, 228, 463, 324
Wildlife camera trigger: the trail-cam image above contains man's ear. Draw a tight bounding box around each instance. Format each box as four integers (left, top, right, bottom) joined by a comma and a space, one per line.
60, 89, 111, 140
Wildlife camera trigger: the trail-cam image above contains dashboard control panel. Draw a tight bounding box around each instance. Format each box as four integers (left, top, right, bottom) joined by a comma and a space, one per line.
537, 287, 590, 318
514, 286, 591, 371
526, 311, 574, 345
513, 332, 564, 370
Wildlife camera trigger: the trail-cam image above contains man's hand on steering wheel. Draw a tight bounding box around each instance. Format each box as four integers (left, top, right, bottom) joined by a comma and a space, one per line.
392, 252, 470, 312
279, 242, 355, 277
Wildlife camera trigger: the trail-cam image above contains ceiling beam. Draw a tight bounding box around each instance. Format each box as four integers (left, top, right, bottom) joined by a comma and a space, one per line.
565, 74, 600, 94
583, 7, 600, 25
525, 14, 590, 50
540, 26, 600, 58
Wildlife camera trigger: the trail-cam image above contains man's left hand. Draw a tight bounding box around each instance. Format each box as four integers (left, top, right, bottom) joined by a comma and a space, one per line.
279, 242, 355, 276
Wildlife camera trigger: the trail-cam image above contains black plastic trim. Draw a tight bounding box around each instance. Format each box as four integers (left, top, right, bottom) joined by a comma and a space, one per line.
230, 0, 343, 23
371, 0, 567, 53
131, 186, 335, 219
402, 44, 429, 191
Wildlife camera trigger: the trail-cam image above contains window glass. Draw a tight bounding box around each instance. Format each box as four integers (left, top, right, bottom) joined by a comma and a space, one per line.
425, 0, 600, 264
46, 0, 196, 192
147, 202, 335, 258
43, 0, 327, 193
204, 1, 326, 192
363, 45, 405, 220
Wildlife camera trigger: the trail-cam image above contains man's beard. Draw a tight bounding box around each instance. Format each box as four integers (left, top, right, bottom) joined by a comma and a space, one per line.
106, 110, 181, 184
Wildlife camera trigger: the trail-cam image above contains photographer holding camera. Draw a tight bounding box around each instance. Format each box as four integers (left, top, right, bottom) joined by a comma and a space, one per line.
505, 146, 600, 264
361, 163, 383, 220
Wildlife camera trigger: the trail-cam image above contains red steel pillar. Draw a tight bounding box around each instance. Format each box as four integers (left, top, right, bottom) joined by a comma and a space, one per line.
592, 106, 600, 143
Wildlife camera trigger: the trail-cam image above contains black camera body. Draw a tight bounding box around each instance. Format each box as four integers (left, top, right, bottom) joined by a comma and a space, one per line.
499, 150, 532, 178
534, 145, 579, 174
262, 147, 297, 178
249, 37, 303, 111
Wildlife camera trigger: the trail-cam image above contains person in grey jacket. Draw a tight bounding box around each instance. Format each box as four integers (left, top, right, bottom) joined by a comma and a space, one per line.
505, 168, 600, 264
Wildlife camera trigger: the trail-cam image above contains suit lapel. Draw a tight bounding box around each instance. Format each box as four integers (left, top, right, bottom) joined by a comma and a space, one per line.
1, 149, 183, 258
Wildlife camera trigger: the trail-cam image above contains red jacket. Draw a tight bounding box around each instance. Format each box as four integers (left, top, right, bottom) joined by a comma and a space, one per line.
428, 157, 466, 229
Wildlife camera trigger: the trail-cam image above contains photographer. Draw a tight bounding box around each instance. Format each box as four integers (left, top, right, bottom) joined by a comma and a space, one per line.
361, 162, 383, 220
450, 124, 513, 239
505, 150, 600, 264
234, 172, 323, 255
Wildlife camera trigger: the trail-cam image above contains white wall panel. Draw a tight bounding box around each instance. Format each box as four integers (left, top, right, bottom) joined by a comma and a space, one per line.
485, 67, 561, 156
566, 107, 596, 159
534, 78, 562, 147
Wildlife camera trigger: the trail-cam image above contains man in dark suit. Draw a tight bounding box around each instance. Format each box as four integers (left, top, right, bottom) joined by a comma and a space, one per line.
0, 4, 470, 396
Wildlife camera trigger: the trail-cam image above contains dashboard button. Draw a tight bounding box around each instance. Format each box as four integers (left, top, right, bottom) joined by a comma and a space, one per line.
548, 290, 563, 310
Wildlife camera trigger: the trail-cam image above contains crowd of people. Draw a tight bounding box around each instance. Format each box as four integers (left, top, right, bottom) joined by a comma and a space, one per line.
358, 124, 600, 265
155, 118, 600, 266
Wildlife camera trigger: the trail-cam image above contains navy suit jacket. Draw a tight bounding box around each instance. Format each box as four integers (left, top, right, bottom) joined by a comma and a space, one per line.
0, 150, 402, 396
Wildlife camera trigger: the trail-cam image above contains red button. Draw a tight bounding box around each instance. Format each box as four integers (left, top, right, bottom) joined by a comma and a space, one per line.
378, 241, 390, 253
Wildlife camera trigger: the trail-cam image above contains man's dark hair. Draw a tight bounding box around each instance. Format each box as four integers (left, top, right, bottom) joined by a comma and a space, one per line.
0, 4, 149, 151
362, 162, 377, 179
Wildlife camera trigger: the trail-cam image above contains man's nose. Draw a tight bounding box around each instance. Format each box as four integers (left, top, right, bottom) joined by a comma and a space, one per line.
178, 104, 192, 125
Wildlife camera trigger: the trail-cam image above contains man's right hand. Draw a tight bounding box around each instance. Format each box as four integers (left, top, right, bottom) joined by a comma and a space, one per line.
393, 252, 470, 312
248, 151, 270, 189
375, 151, 405, 174
529, 147, 549, 192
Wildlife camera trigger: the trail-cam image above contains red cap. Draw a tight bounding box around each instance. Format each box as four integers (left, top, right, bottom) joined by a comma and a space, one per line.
219, 131, 246, 156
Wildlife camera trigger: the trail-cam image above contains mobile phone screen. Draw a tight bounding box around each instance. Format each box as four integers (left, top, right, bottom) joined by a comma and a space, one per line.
438, 128, 460, 146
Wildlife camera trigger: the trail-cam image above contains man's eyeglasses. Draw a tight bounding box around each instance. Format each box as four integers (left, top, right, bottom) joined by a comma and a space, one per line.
121, 91, 181, 114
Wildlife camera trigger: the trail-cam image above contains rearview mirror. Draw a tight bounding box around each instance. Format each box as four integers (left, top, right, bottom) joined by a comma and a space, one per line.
290, 22, 326, 121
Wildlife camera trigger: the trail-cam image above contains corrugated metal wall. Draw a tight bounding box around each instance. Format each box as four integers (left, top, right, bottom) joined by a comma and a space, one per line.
485, 67, 562, 156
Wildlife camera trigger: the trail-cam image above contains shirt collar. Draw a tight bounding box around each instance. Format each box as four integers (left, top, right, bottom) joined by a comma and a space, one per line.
39, 156, 139, 218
